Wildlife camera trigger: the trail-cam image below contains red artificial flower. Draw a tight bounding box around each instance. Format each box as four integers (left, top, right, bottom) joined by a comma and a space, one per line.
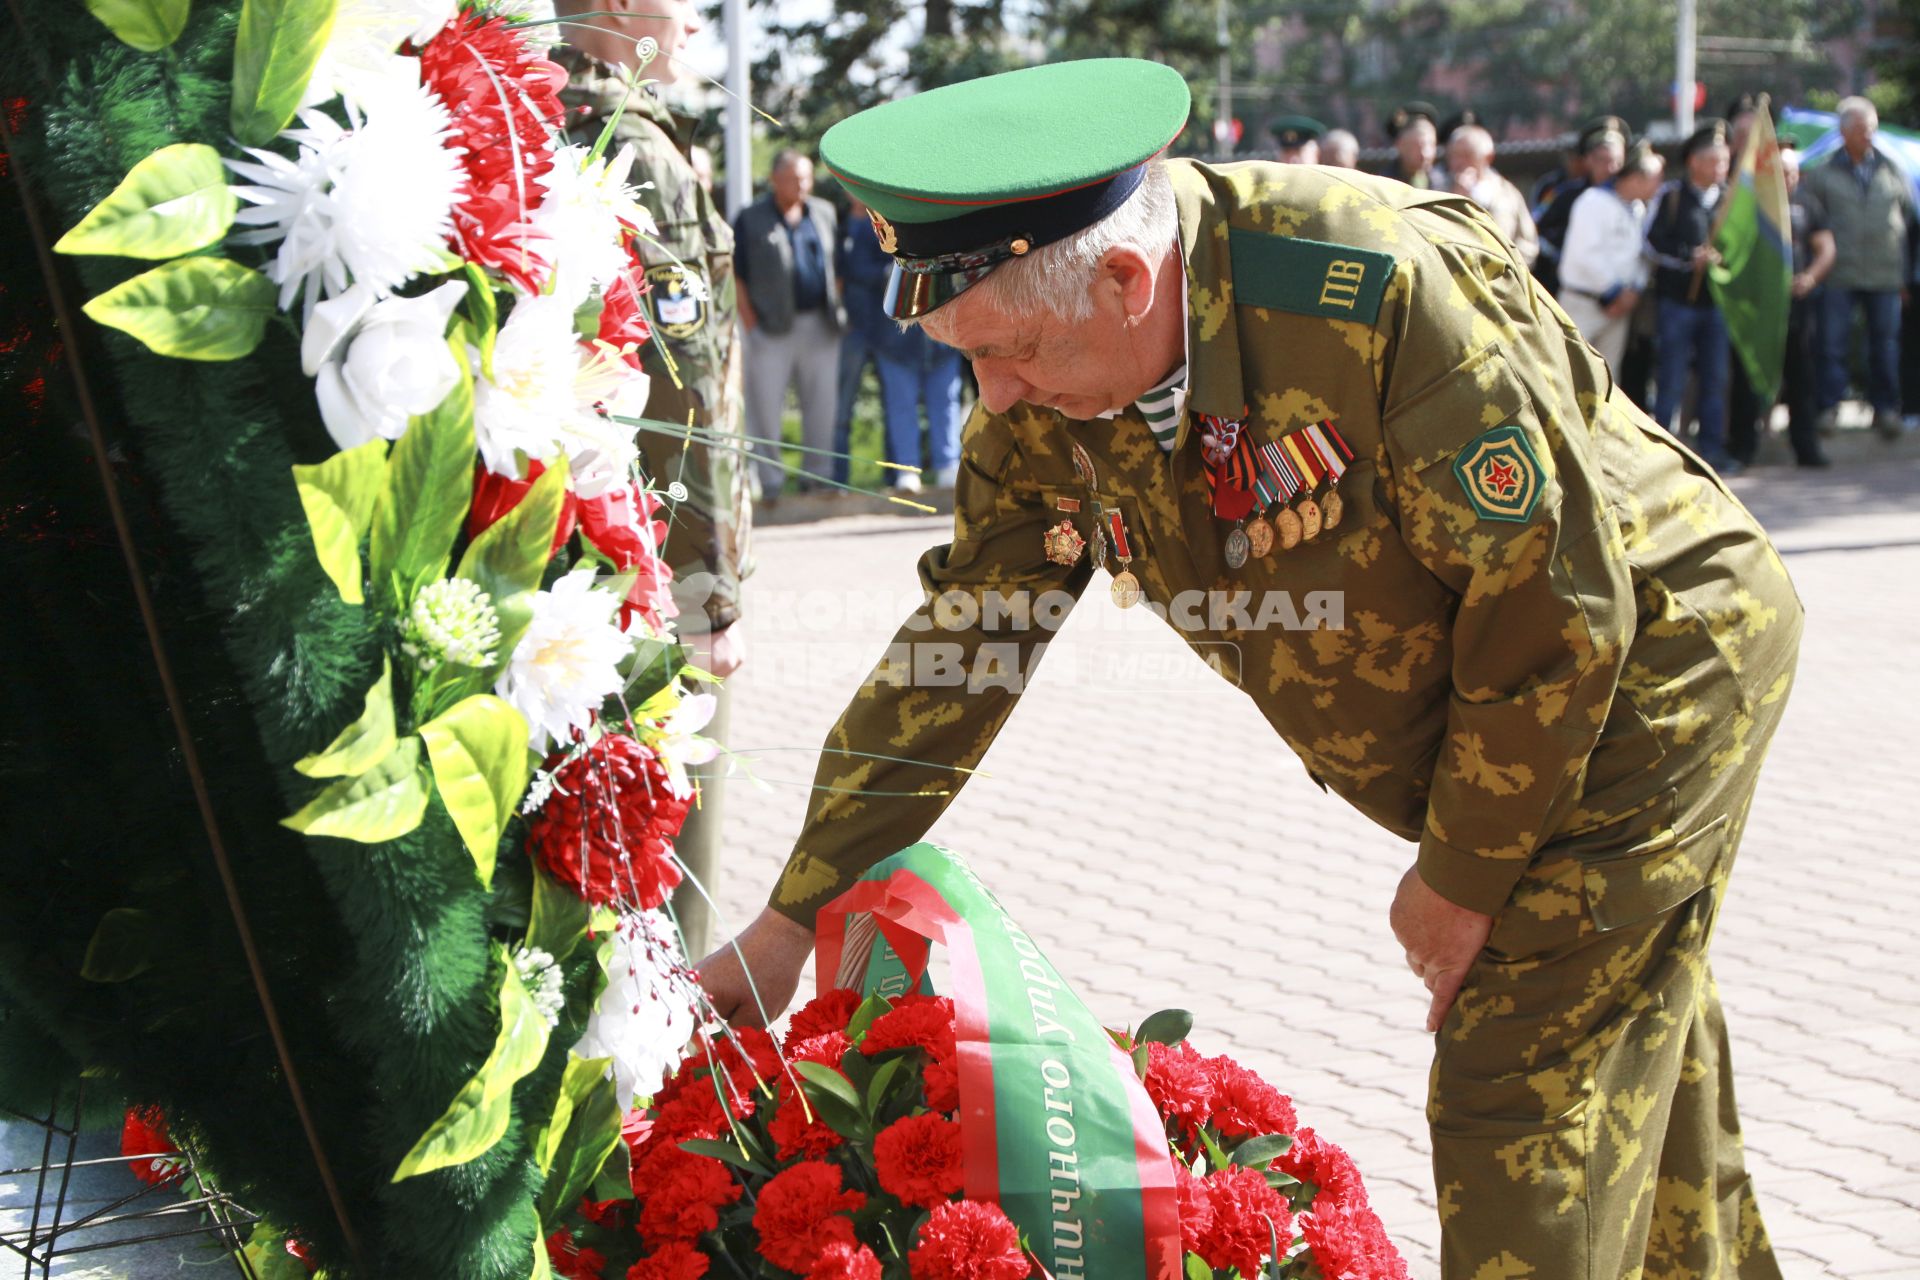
468, 458, 579, 551
1192, 1165, 1292, 1279
576, 482, 676, 633
283, 1235, 320, 1274
579, 1193, 634, 1232
1143, 1041, 1214, 1134
753, 1160, 866, 1274
120, 1106, 185, 1187
415, 13, 567, 291
1174, 1165, 1215, 1257
546, 1228, 609, 1280
1203, 1053, 1298, 1139
1272, 1126, 1368, 1209
599, 256, 653, 369
907, 1199, 1031, 1280
527, 733, 690, 909
874, 1112, 965, 1209
787, 988, 864, 1042
1297, 1197, 1409, 1280
861, 994, 957, 1060
634, 1143, 742, 1246
627, 1240, 710, 1280
810, 1240, 884, 1280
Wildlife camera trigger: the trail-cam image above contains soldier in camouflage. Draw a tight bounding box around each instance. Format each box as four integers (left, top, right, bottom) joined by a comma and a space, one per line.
557, 0, 751, 958
701, 61, 1798, 1278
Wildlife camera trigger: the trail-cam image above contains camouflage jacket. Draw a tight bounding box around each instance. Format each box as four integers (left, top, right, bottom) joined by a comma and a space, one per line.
560, 51, 751, 632
771, 159, 1801, 927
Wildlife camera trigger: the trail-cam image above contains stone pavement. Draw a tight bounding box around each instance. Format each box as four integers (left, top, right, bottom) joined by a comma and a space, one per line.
704, 455, 1920, 1280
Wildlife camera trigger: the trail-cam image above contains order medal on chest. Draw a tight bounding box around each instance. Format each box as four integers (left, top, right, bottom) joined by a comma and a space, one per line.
1199, 408, 1355, 564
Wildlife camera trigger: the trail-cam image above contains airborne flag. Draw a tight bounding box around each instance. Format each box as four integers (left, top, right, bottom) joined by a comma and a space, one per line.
1710, 100, 1792, 404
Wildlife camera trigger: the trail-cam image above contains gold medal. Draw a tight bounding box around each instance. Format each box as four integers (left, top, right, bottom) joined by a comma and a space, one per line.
1322, 488, 1345, 529
1224, 526, 1251, 570
1042, 519, 1086, 566
1275, 507, 1304, 549
1105, 507, 1141, 609
1110, 570, 1142, 609
1246, 516, 1275, 558
1298, 497, 1323, 541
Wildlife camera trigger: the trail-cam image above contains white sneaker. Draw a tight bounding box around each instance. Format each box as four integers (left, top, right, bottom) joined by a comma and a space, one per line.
892, 471, 924, 493
932, 464, 960, 488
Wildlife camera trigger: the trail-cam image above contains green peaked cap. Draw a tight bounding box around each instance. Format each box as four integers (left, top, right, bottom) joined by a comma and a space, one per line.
820, 58, 1192, 318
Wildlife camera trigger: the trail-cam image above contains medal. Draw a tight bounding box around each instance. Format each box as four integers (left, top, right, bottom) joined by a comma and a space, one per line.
1275, 507, 1304, 549
1300, 421, 1356, 534
1298, 497, 1323, 541
1042, 518, 1086, 566
1105, 508, 1140, 609
1322, 489, 1345, 529
1224, 525, 1250, 569
1246, 516, 1275, 558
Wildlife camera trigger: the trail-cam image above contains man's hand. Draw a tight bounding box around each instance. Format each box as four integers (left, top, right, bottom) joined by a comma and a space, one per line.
696, 907, 814, 1028
693, 624, 745, 679
1605, 287, 1640, 319
1390, 865, 1494, 1034
1791, 272, 1815, 300
1690, 243, 1721, 268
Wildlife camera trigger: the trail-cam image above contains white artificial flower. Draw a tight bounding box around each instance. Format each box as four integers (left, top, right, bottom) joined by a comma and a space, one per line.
564, 341, 647, 498
513, 945, 567, 1029
401, 577, 502, 671
472, 294, 579, 477
532, 144, 657, 310
304, 0, 457, 108
228, 84, 464, 317
495, 569, 631, 750
573, 910, 700, 1104
649, 690, 719, 799
300, 279, 467, 449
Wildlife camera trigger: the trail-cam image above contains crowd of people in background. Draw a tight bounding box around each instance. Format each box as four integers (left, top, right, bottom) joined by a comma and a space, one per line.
720, 89, 1918, 495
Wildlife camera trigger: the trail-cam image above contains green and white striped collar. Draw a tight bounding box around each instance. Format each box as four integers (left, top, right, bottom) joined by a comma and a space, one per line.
1097, 248, 1190, 452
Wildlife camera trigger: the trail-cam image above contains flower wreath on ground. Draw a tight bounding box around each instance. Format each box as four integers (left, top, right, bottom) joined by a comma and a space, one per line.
548, 993, 1409, 1280
55, 0, 721, 1267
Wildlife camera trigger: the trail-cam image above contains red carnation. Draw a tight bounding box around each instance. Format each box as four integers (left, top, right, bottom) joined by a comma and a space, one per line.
787, 988, 863, 1042
861, 994, 957, 1060
810, 1240, 884, 1280
634, 1143, 742, 1246
707, 1026, 784, 1092
767, 1078, 845, 1160
787, 1029, 852, 1069
1298, 1197, 1409, 1280
1272, 1127, 1368, 1209
415, 13, 567, 291
753, 1160, 866, 1273
468, 458, 579, 551
1143, 1041, 1214, 1134
1193, 1165, 1291, 1278
923, 1055, 961, 1113
527, 733, 689, 909
546, 1228, 609, 1280
907, 1199, 1031, 1280
579, 1193, 634, 1231
627, 1241, 710, 1280
874, 1112, 964, 1209
119, 1106, 185, 1187
1174, 1165, 1215, 1256
1203, 1053, 1298, 1139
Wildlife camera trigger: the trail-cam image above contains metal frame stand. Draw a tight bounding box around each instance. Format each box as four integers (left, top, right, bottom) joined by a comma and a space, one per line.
0, 1085, 261, 1280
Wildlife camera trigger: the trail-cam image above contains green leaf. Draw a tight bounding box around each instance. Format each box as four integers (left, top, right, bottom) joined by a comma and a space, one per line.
792, 1060, 868, 1139
1196, 1125, 1230, 1175
81, 258, 274, 362
529, 1228, 552, 1280
1130, 1043, 1150, 1082
1184, 1252, 1211, 1280
678, 1136, 769, 1176
394, 956, 553, 1180
534, 1058, 626, 1227
462, 261, 499, 382
55, 144, 235, 260
242, 1222, 317, 1280
527, 868, 592, 966
1230, 1134, 1295, 1168
845, 992, 889, 1044
419, 694, 532, 889
1262, 1168, 1301, 1191
84, 0, 189, 51
1137, 1008, 1193, 1047
295, 656, 397, 778
791, 1060, 861, 1111
455, 457, 566, 663
865, 1055, 909, 1117
292, 439, 387, 605
368, 337, 475, 611
281, 735, 429, 843
230, 0, 338, 147
81, 908, 160, 982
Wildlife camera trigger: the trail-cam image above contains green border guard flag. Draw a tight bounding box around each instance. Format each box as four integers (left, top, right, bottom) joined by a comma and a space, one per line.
1711, 102, 1791, 404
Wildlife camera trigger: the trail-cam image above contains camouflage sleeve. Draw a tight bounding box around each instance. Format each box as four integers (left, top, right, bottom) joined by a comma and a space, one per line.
1382, 248, 1633, 915
768, 405, 1093, 925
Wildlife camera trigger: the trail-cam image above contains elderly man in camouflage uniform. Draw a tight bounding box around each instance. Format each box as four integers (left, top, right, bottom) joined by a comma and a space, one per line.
703, 60, 1798, 1279
557, 0, 750, 957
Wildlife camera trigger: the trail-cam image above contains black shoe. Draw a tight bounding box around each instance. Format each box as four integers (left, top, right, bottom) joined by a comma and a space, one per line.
1795, 453, 1832, 469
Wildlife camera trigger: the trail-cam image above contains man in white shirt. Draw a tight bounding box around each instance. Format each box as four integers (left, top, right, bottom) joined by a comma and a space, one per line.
1558, 140, 1665, 372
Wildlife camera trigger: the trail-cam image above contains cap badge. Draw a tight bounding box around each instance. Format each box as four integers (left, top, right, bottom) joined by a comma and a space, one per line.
869, 209, 898, 254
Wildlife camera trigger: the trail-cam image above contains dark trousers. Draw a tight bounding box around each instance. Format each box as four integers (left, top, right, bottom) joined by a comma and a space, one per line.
1654, 300, 1731, 459
832, 328, 882, 484
1818, 287, 1902, 414
1782, 296, 1826, 464
1728, 354, 1763, 465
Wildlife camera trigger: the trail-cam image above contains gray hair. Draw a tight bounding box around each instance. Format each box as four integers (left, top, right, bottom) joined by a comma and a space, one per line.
1446, 125, 1496, 164
918, 160, 1178, 332
1837, 96, 1878, 130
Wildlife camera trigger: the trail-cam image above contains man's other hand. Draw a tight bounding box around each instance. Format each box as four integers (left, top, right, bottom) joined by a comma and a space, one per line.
696, 907, 813, 1028
695, 624, 746, 679
1390, 865, 1495, 1034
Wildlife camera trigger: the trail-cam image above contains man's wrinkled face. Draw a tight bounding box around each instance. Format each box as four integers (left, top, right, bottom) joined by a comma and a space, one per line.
1842, 113, 1877, 154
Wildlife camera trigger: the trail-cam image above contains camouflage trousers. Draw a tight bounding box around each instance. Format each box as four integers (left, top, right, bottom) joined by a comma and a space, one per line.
1429, 721, 1791, 1278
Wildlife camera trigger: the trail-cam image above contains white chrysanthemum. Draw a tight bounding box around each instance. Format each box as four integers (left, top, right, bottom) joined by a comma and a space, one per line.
228, 85, 464, 317
495, 570, 630, 750
564, 341, 647, 498
402, 578, 501, 671
573, 911, 700, 1104
304, 0, 457, 108
472, 295, 579, 477
533, 145, 657, 309
513, 945, 567, 1029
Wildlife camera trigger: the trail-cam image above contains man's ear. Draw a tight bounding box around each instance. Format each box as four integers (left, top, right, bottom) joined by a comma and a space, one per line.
1101, 246, 1158, 323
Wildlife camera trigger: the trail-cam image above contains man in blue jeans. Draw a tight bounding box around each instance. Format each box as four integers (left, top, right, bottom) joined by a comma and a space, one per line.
1799, 96, 1917, 441
1645, 119, 1738, 472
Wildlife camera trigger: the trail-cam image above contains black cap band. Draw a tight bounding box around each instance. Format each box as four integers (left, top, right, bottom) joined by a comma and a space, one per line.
885, 163, 1148, 262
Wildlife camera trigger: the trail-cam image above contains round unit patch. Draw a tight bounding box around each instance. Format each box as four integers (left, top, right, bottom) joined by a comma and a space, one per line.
1451, 425, 1543, 523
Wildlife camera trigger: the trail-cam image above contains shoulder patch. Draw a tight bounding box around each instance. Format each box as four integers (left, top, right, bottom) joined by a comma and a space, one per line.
1228, 227, 1395, 324
1451, 425, 1543, 523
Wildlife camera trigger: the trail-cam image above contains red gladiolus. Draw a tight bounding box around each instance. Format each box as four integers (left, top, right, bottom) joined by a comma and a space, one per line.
874, 1112, 964, 1210
907, 1199, 1031, 1280
467, 458, 578, 551
119, 1105, 185, 1187
753, 1161, 866, 1274
527, 733, 690, 909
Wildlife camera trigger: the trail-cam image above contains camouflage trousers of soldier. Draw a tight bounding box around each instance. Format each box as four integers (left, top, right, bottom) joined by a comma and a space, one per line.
1429, 692, 1793, 1279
